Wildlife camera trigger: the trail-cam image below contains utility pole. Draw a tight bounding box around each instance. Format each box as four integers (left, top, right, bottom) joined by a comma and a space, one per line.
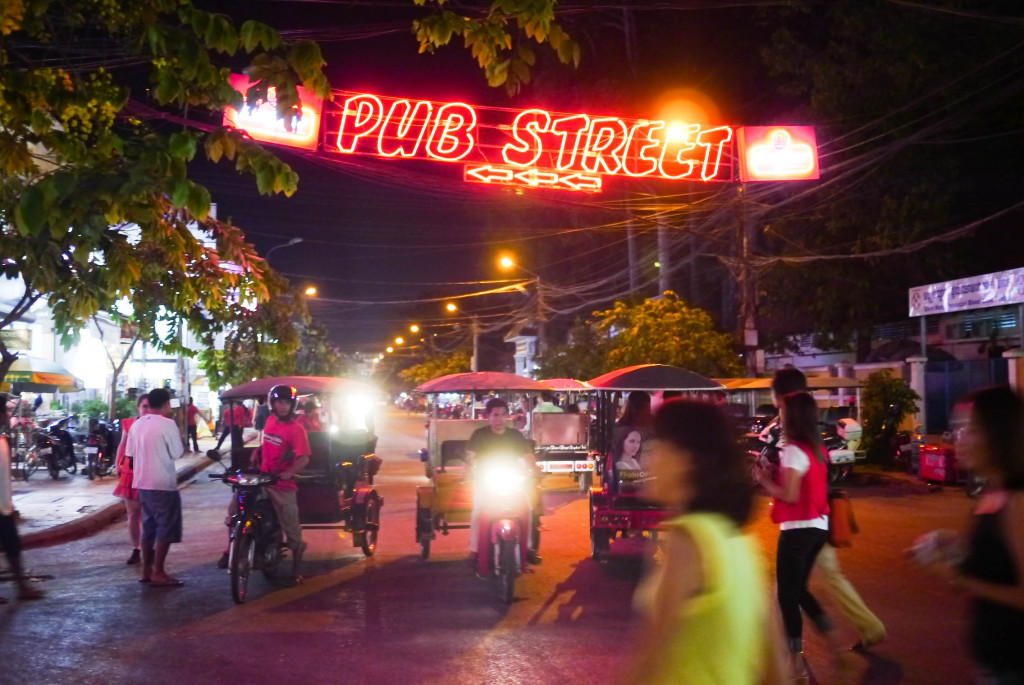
471, 316, 480, 372
657, 216, 670, 295
627, 209, 640, 294
736, 184, 760, 376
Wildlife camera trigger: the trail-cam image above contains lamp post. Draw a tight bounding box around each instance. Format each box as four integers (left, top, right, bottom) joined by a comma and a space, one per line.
497, 255, 546, 359
445, 302, 480, 372
263, 237, 304, 262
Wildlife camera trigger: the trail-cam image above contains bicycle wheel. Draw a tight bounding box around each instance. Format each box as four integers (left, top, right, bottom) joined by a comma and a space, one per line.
23, 449, 40, 480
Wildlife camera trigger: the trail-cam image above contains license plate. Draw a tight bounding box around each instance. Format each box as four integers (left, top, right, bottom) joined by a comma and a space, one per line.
86, 447, 99, 454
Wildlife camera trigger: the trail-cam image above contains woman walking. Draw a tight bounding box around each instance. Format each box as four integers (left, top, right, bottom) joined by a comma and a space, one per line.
754, 391, 836, 680
950, 386, 1024, 683
629, 399, 786, 684
113, 393, 148, 565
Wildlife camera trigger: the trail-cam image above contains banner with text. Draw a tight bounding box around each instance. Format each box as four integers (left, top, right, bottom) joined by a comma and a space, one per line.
909, 267, 1024, 317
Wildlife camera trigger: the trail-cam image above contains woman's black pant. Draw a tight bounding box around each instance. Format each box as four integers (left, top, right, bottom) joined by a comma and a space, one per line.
777, 527, 831, 651
0, 513, 22, 563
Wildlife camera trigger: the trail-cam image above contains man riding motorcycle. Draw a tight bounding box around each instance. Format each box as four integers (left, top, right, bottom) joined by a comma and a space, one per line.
464, 397, 541, 566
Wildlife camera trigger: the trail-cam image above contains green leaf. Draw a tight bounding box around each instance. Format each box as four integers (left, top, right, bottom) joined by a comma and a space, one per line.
14, 186, 44, 236
168, 131, 197, 161
171, 178, 190, 207
187, 184, 211, 219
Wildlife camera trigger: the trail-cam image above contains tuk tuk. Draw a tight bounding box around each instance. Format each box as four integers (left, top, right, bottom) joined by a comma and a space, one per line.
534, 378, 597, 493
586, 364, 725, 560
413, 371, 549, 561
218, 376, 384, 557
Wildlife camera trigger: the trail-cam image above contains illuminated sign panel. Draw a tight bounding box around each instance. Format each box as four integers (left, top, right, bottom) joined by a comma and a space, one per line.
223, 74, 323, 151
322, 92, 741, 192
736, 126, 819, 182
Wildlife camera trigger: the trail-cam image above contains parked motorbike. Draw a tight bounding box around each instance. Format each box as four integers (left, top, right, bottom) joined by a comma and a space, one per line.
754, 417, 860, 485
209, 465, 288, 604
28, 418, 77, 480
84, 419, 115, 480
473, 456, 533, 603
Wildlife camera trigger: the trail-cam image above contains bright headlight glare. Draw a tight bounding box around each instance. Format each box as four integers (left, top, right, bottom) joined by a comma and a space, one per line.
481, 463, 525, 497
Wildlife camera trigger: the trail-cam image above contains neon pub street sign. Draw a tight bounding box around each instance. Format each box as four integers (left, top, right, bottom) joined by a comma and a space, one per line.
225, 83, 820, 193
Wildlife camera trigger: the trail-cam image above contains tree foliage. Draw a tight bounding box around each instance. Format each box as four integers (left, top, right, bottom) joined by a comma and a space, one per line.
542, 293, 742, 380
860, 369, 919, 465
398, 349, 472, 387
755, 1, 1023, 358
412, 0, 579, 95
0, 0, 329, 382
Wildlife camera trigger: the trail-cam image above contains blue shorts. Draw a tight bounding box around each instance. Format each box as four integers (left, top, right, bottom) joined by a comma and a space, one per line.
139, 489, 183, 546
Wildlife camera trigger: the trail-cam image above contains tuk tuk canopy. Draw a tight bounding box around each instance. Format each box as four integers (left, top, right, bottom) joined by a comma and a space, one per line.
219, 376, 380, 400
587, 364, 724, 392
415, 372, 550, 394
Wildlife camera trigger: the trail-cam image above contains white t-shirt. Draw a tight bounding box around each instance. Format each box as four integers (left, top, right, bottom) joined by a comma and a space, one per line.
126, 413, 184, 491
778, 442, 829, 532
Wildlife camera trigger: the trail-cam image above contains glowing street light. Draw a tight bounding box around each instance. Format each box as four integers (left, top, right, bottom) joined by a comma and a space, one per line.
395, 337, 404, 345
445, 302, 457, 313
304, 286, 317, 296
386, 346, 394, 353
410, 324, 420, 334
498, 255, 515, 270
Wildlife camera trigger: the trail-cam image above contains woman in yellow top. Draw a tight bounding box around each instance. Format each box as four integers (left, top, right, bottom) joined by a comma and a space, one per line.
629, 399, 787, 685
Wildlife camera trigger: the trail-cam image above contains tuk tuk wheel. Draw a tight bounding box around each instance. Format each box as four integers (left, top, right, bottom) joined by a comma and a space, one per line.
578, 472, 593, 494
590, 529, 610, 560
358, 496, 380, 557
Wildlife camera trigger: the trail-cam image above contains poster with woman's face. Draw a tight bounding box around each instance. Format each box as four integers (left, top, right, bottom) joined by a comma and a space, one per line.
616, 428, 645, 471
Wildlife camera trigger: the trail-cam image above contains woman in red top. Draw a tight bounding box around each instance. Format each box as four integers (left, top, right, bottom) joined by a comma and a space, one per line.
113, 393, 149, 565
754, 390, 835, 680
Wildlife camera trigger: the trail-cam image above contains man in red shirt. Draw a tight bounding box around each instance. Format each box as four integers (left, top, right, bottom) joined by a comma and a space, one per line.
251, 385, 310, 584
186, 397, 202, 453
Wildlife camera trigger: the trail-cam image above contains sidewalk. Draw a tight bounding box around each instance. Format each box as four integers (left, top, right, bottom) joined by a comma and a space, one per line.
14, 432, 253, 550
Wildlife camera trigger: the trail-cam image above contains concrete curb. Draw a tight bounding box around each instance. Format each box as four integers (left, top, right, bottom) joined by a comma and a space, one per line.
22, 453, 217, 550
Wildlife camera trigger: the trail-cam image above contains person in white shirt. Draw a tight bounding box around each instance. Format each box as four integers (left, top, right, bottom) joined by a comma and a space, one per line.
125, 388, 185, 587
0, 397, 44, 602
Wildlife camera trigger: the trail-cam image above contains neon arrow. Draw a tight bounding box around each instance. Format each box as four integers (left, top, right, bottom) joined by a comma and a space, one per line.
466, 165, 514, 182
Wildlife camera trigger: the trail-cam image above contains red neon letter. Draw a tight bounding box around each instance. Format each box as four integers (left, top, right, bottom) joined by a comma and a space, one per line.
502, 109, 552, 168
658, 123, 700, 179
377, 99, 433, 158
622, 121, 664, 177
697, 126, 733, 181
581, 118, 629, 175
336, 94, 383, 153
551, 115, 590, 170
425, 103, 477, 161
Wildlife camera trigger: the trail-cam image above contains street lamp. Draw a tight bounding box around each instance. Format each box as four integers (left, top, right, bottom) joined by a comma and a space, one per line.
304, 286, 317, 297
409, 324, 420, 334
444, 301, 480, 372
386, 346, 394, 353
497, 254, 546, 360
395, 337, 404, 345
264, 237, 304, 262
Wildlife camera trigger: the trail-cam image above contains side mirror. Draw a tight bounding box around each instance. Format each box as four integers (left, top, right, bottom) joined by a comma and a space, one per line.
419, 448, 429, 463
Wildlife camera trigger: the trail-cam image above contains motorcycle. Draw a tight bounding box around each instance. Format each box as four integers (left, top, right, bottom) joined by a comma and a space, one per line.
473, 457, 533, 603
209, 467, 288, 604
84, 419, 115, 480
754, 416, 860, 485
28, 418, 77, 480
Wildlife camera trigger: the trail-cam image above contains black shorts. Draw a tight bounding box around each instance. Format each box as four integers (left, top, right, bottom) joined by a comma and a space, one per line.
139, 489, 183, 545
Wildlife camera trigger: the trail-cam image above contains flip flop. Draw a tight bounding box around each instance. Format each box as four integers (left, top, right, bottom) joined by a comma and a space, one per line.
149, 578, 184, 587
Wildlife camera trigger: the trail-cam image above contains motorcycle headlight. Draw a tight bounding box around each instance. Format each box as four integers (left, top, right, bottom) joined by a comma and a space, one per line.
479, 461, 526, 498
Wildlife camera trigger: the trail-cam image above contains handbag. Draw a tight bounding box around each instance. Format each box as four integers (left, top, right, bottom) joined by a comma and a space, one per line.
828, 489, 859, 547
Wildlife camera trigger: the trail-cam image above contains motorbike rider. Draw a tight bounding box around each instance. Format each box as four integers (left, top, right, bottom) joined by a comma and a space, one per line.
250, 385, 311, 585
464, 397, 540, 566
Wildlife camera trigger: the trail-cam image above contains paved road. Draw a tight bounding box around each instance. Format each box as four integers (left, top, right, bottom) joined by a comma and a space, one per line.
2, 411, 975, 684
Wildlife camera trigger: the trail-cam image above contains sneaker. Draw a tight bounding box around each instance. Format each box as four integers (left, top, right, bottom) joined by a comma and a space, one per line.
216, 552, 229, 569
126, 549, 141, 565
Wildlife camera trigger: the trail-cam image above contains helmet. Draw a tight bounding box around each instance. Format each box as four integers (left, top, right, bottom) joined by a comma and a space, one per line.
267, 385, 298, 416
